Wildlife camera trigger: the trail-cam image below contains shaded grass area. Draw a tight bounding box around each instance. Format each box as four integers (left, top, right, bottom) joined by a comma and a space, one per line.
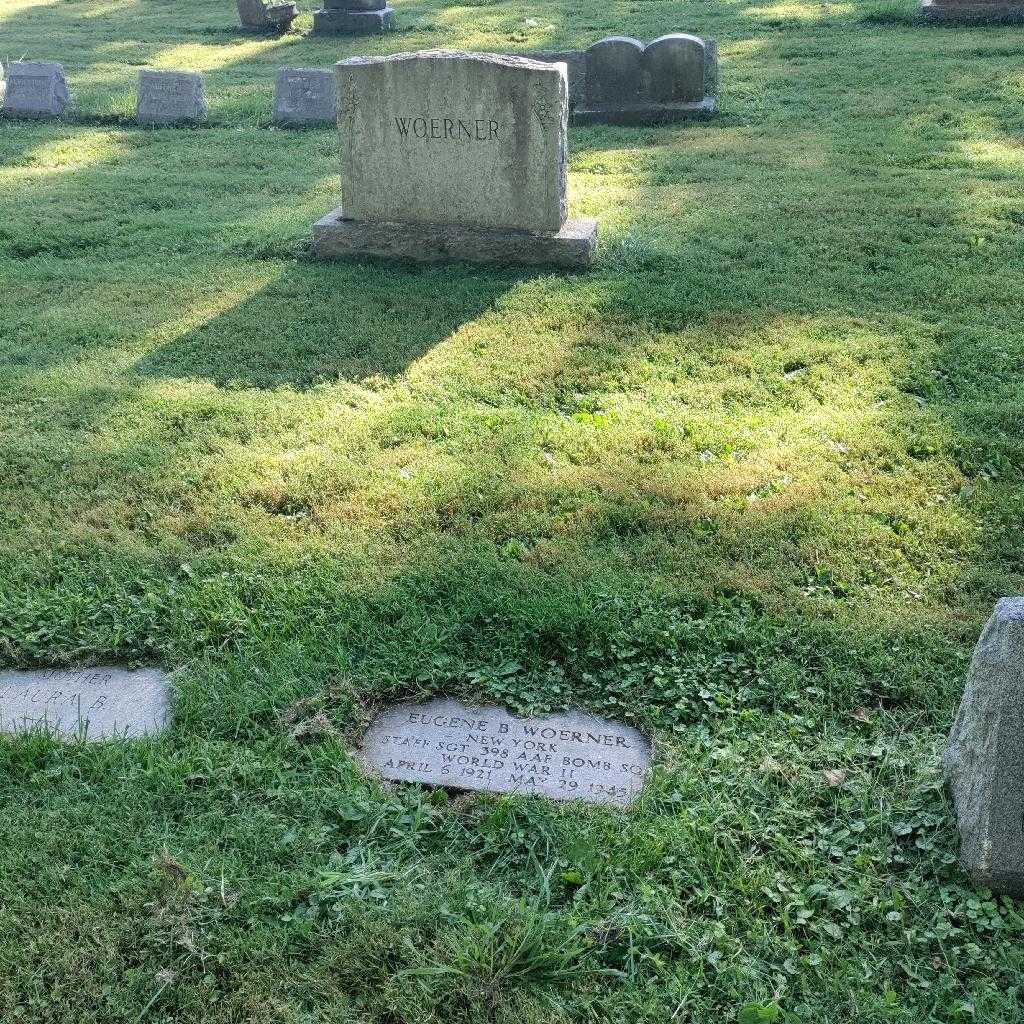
3, 0, 1024, 1020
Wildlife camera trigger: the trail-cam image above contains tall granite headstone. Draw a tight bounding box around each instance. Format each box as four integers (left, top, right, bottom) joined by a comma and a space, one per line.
273, 67, 337, 125
945, 598, 1024, 895
313, 0, 395, 35
312, 50, 597, 268
137, 69, 208, 126
2, 61, 70, 119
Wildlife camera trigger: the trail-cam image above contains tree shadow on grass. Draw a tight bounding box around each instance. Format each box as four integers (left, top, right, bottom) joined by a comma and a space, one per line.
134, 258, 552, 389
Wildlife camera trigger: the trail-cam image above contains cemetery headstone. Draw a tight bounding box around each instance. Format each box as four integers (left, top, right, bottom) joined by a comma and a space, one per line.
137, 69, 208, 126
945, 598, 1024, 895
237, 0, 298, 32
359, 698, 651, 806
313, 0, 395, 36
922, 0, 1024, 18
2, 61, 70, 119
312, 50, 598, 268
529, 35, 717, 124
0, 666, 170, 741
273, 67, 337, 126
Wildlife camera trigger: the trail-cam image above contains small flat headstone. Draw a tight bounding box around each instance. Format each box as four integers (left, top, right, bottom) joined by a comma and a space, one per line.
273, 67, 337, 125
137, 69, 208, 126
0, 666, 170, 741
2, 61, 70, 119
359, 698, 650, 806
313, 0, 395, 35
945, 598, 1024, 894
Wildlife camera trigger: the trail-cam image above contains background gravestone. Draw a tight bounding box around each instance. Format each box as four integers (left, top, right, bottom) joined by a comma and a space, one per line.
273, 68, 337, 125
585, 36, 645, 107
573, 34, 717, 124
360, 698, 651, 806
2, 61, 70, 119
237, 0, 298, 32
137, 69, 208, 125
0, 666, 170, 741
313, 0, 395, 35
945, 598, 1024, 895
312, 50, 597, 268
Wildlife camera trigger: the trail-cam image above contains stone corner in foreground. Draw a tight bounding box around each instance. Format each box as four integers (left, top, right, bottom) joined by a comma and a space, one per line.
312, 208, 598, 269
944, 597, 1024, 895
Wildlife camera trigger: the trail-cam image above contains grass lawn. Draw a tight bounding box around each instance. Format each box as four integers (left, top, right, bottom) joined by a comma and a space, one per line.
2, 0, 1024, 1020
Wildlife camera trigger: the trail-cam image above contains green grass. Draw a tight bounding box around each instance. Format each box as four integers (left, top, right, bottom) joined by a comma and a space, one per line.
2, 0, 1024, 1020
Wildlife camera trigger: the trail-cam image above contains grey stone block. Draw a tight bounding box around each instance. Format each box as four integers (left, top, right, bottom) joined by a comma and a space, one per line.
945, 598, 1024, 894
922, 0, 1024, 17
2, 60, 70, 119
137, 69, 208, 125
358, 698, 650, 806
312, 208, 598, 269
273, 67, 337, 125
0, 666, 170, 741
312, 5, 394, 34
237, 0, 298, 31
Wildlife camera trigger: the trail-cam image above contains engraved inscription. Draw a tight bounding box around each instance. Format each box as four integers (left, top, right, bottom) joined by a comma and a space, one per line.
359, 699, 650, 806
393, 115, 507, 142
9, 76, 50, 104
0, 666, 169, 741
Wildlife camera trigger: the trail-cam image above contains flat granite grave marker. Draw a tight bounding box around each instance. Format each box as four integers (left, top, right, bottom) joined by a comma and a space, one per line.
137, 69, 208, 126
923, 0, 1024, 18
0, 666, 170, 741
945, 598, 1024, 894
313, 50, 597, 268
359, 698, 650, 806
273, 67, 337, 125
313, 0, 395, 36
2, 61, 70, 119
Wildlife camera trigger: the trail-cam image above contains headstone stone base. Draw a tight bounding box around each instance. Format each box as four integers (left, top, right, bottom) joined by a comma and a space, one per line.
574, 96, 715, 126
312, 208, 598, 269
312, 6, 394, 34
922, 0, 1024, 17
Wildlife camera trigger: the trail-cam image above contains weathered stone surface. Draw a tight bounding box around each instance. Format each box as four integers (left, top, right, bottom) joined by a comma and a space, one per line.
528, 49, 586, 106
585, 36, 645, 107
313, 5, 394, 34
945, 598, 1024, 894
336, 51, 567, 233
2, 61, 70, 119
237, 0, 298, 32
645, 34, 706, 104
922, 0, 1024, 17
359, 698, 650, 806
273, 67, 337, 125
137, 69, 208, 125
0, 667, 170, 741
313, 208, 597, 268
